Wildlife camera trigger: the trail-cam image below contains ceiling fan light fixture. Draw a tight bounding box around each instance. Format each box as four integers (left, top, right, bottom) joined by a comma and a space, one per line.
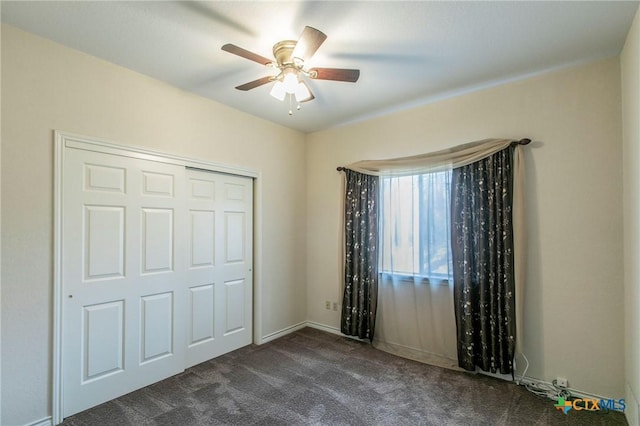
270, 81, 286, 101
294, 81, 312, 103
283, 70, 298, 94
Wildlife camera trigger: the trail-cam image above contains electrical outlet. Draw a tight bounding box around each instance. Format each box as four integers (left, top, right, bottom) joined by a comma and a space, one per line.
325, 301, 331, 310
555, 377, 568, 388
333, 302, 338, 311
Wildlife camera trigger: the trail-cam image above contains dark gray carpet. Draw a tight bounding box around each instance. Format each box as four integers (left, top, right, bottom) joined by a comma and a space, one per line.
62, 327, 628, 425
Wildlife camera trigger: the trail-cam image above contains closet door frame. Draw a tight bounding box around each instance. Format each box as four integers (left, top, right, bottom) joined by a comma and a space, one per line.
52, 131, 263, 425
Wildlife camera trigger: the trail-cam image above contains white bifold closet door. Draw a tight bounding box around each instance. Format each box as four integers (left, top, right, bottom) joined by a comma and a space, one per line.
62, 147, 252, 418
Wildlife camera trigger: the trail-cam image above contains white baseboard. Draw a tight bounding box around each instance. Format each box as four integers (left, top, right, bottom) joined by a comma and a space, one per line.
472, 361, 620, 403
478, 369, 514, 382
26, 417, 52, 426
258, 321, 342, 345
306, 321, 372, 343
515, 374, 616, 402
257, 321, 307, 344
626, 383, 639, 426
305, 321, 341, 335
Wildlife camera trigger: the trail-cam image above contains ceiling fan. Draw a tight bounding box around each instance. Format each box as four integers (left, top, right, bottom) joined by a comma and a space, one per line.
221, 26, 360, 113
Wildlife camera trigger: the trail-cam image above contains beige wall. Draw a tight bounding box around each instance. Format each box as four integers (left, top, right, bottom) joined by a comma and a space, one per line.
0, 25, 307, 425
306, 58, 624, 398
622, 6, 640, 426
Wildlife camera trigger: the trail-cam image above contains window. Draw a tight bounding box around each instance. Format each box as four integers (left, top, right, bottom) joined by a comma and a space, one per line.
379, 170, 453, 282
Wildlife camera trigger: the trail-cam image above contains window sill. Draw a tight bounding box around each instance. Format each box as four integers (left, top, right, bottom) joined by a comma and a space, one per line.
379, 272, 451, 286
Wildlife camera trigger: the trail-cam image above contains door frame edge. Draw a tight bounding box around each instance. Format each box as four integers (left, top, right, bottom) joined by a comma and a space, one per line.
52, 131, 65, 426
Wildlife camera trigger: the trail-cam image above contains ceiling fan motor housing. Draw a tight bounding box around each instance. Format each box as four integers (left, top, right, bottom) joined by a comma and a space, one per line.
273, 40, 298, 67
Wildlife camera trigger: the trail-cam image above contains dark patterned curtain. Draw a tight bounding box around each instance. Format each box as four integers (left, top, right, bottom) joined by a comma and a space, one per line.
341, 169, 379, 342
451, 147, 516, 374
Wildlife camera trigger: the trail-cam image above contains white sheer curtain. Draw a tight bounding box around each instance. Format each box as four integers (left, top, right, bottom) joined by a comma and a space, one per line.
375, 170, 459, 369
379, 172, 452, 281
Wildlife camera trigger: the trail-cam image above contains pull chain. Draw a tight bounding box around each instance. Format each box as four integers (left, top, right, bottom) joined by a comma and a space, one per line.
287, 94, 302, 116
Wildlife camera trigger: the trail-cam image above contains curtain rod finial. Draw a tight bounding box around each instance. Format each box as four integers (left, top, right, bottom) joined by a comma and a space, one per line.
511, 138, 531, 146
337, 166, 345, 172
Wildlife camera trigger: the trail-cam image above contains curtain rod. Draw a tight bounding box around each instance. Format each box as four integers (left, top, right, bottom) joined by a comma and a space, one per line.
336, 138, 531, 171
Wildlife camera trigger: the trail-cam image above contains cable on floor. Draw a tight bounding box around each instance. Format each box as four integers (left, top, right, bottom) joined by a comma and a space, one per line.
514, 353, 572, 401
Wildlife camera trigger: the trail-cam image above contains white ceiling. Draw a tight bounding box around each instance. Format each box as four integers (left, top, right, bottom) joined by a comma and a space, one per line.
2, 1, 638, 133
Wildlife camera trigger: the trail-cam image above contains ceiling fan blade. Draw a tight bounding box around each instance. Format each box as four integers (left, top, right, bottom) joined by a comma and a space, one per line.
309, 68, 360, 82
222, 44, 273, 66
235, 76, 275, 91
292, 26, 327, 61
